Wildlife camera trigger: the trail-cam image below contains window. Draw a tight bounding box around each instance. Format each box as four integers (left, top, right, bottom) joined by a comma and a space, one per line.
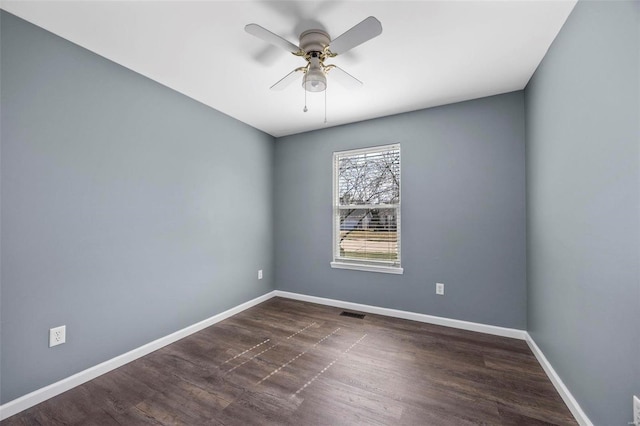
331, 144, 402, 274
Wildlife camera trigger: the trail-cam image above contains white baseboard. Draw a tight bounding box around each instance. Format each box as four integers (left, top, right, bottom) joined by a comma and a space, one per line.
525, 333, 593, 426
0, 290, 276, 421
273, 290, 527, 340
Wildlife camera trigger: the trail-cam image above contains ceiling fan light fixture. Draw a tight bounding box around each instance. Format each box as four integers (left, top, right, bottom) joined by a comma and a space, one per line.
303, 67, 327, 92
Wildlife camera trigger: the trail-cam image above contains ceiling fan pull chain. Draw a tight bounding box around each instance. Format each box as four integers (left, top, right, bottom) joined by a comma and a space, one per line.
324, 86, 328, 124
303, 88, 308, 113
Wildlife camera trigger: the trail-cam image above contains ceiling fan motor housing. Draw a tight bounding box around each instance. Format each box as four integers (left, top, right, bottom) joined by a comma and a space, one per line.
299, 29, 331, 55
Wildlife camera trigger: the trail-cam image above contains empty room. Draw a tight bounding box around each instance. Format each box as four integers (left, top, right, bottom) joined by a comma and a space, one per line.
1, 1, 638, 425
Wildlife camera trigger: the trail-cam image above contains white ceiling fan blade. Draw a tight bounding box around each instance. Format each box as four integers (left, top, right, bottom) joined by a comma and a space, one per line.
270, 68, 304, 90
327, 65, 363, 89
245, 23, 300, 53
329, 16, 382, 55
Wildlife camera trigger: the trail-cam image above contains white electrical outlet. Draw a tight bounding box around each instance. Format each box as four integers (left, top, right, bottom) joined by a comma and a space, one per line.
49, 325, 66, 347
436, 283, 445, 295
258, 269, 263, 280
633, 395, 640, 426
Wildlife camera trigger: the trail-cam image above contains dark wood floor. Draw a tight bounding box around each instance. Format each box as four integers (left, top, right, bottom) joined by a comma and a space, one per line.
3, 297, 576, 425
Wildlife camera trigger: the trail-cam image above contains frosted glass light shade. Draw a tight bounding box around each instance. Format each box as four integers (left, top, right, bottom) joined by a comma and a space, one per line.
303, 68, 327, 92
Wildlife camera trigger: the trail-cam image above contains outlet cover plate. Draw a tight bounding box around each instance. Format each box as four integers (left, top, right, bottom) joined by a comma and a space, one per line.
634, 395, 640, 425
49, 325, 66, 347
436, 283, 445, 295
258, 269, 263, 280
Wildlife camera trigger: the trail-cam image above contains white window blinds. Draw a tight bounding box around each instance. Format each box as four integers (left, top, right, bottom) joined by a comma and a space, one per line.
332, 144, 402, 274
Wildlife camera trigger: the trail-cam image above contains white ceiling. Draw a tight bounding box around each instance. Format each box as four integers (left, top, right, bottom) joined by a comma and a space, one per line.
1, 0, 576, 137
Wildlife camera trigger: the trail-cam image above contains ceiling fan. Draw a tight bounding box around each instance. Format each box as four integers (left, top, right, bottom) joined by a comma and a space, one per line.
245, 17, 382, 93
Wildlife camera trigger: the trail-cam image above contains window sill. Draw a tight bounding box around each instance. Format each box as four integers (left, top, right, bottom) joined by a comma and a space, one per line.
330, 262, 404, 275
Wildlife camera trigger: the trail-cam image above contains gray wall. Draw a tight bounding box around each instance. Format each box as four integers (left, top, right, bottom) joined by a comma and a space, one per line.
525, 1, 640, 425
275, 92, 527, 329
0, 11, 275, 403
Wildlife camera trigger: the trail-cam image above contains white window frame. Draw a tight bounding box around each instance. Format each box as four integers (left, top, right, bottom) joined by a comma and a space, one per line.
331, 144, 403, 275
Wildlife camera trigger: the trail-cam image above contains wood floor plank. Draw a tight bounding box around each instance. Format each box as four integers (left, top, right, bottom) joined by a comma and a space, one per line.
1, 297, 577, 425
